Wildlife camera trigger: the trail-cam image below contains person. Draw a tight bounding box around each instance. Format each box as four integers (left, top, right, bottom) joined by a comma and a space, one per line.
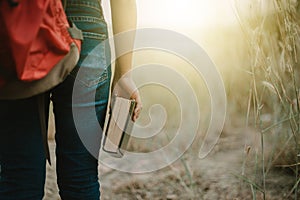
0, 0, 142, 199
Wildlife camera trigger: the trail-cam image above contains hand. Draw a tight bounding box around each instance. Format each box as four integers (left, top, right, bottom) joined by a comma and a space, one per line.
129, 89, 142, 122
112, 75, 142, 122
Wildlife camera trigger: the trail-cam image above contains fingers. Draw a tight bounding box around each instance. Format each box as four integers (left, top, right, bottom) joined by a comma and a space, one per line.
130, 90, 142, 122
133, 101, 142, 122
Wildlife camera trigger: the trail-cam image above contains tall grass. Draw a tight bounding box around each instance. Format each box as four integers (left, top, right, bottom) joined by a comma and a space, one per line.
234, 0, 300, 199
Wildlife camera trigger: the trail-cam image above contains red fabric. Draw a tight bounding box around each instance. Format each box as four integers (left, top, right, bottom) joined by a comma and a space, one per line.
0, 0, 81, 82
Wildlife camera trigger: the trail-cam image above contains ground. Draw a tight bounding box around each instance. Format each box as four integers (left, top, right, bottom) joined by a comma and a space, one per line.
43, 126, 299, 200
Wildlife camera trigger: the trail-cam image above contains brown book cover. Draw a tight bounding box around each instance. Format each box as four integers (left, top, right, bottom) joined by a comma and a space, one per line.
102, 96, 136, 157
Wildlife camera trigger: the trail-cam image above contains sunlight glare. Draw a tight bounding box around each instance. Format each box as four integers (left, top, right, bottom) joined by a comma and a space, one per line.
137, 0, 238, 28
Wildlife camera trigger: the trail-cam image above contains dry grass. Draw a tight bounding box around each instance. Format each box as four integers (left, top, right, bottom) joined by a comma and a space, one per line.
233, 0, 300, 199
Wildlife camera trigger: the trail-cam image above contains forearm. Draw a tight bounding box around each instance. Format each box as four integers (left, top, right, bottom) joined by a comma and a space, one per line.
110, 0, 137, 81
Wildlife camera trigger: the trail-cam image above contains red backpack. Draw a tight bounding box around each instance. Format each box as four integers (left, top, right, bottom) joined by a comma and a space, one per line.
0, 0, 83, 163
0, 0, 82, 99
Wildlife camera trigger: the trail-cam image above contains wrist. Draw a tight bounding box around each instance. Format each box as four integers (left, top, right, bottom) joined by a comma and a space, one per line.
111, 74, 137, 99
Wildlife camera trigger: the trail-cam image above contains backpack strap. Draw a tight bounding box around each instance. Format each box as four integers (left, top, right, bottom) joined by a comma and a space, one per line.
68, 22, 84, 40
37, 93, 51, 165
62, 0, 84, 41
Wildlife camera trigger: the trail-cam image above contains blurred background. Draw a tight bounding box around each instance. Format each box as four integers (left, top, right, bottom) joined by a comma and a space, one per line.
46, 0, 300, 199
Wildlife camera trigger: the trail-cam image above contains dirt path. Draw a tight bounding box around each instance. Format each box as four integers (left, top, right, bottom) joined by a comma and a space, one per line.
44, 129, 298, 200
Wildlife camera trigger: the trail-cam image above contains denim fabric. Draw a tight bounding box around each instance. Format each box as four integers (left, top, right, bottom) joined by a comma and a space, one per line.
0, 0, 111, 199
0, 97, 47, 200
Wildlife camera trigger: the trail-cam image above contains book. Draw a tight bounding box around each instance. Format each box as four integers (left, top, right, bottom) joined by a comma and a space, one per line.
102, 96, 136, 158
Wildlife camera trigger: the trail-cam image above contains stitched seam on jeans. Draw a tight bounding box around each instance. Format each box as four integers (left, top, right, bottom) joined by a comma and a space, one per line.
86, 70, 108, 87
69, 69, 108, 87
82, 32, 107, 40
68, 16, 104, 23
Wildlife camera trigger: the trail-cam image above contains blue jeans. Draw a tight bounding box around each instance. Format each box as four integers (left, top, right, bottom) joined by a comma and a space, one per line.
0, 0, 111, 199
